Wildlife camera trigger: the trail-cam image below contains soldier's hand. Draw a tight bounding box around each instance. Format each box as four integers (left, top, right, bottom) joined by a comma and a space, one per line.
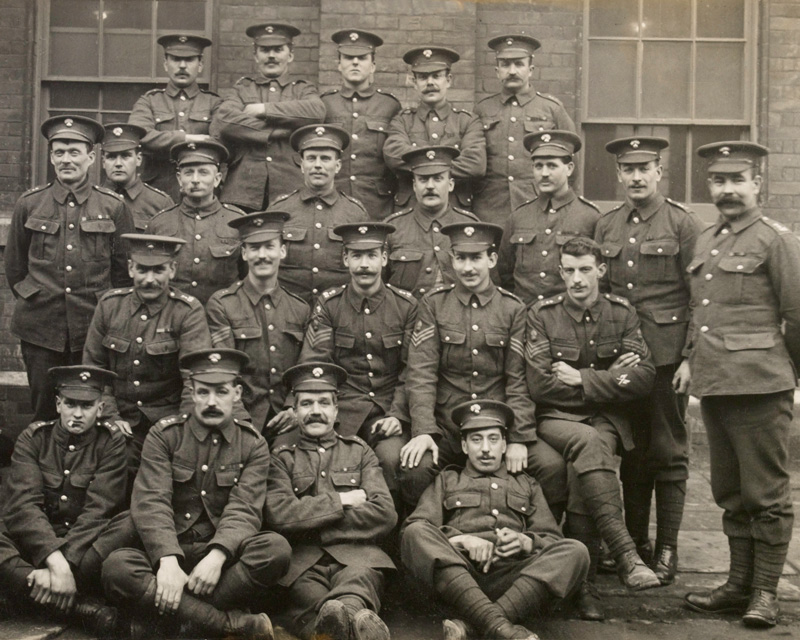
155, 556, 188, 615
610, 352, 641, 371
400, 434, 438, 469
44, 550, 77, 612
494, 527, 533, 558
505, 443, 528, 474
339, 489, 367, 508
243, 103, 266, 118
452, 535, 495, 573
673, 359, 691, 395
187, 548, 226, 597
184, 134, 212, 143
27, 568, 52, 605
266, 408, 297, 436
113, 419, 133, 438
552, 361, 582, 386
371, 416, 402, 439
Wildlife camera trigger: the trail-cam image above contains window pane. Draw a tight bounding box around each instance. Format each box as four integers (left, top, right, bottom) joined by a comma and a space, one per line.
587, 42, 637, 118
104, 34, 151, 76
582, 124, 635, 202
104, 0, 151, 29
642, 0, 690, 37
697, 0, 744, 38
50, 0, 99, 29
103, 83, 152, 111
49, 82, 99, 109
642, 42, 691, 118
659, 125, 687, 202
589, 0, 639, 37
695, 43, 744, 119
157, 0, 206, 31
690, 126, 749, 203
50, 32, 99, 75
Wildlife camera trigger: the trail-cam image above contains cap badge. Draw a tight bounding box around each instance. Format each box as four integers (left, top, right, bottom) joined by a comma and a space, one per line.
312, 367, 324, 378
178, 36, 188, 43
113, 127, 123, 137
426, 150, 436, 160
506, 38, 514, 45
470, 403, 481, 414
541, 133, 551, 143
720, 146, 730, 157
79, 371, 91, 382
252, 217, 264, 226
423, 49, 432, 58
350, 32, 359, 41
358, 226, 368, 234
315, 126, 326, 136
464, 226, 475, 237
187, 142, 196, 150
630, 140, 640, 149
65, 118, 74, 127
266, 25, 274, 34
208, 353, 221, 364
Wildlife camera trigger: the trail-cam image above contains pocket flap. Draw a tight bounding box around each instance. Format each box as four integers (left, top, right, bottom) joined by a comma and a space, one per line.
13, 277, 41, 300
153, 112, 176, 124
439, 328, 466, 345
651, 307, 689, 324
232, 325, 262, 340
25, 218, 60, 235
481, 118, 500, 131
687, 258, 705, 273
145, 339, 179, 355
215, 469, 238, 487
550, 343, 580, 360
334, 331, 355, 349
485, 332, 509, 348
188, 112, 212, 123
102, 335, 131, 353
718, 256, 763, 274
389, 250, 423, 262
640, 240, 680, 256
80, 219, 116, 234
41, 470, 63, 489
596, 341, 622, 358
172, 465, 194, 482
444, 492, 482, 509
69, 472, 93, 488
524, 119, 553, 132
283, 227, 307, 242
601, 243, 622, 258
209, 244, 238, 258
327, 228, 343, 242
331, 470, 361, 488
507, 491, 534, 515
555, 232, 578, 246
382, 332, 404, 349
291, 474, 315, 494
723, 332, 776, 351
365, 120, 389, 133
282, 323, 305, 343
510, 230, 536, 245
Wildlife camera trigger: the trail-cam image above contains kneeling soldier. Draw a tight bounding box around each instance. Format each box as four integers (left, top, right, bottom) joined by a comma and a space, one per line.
0, 366, 126, 635
401, 400, 588, 640
101, 349, 290, 639
266, 362, 397, 640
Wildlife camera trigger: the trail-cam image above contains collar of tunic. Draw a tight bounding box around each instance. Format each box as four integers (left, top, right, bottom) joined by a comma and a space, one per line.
254, 71, 293, 87
298, 428, 338, 451
454, 282, 497, 307
463, 465, 510, 480
53, 177, 92, 205
179, 197, 222, 219
563, 292, 604, 323
188, 413, 235, 443
118, 179, 144, 201
129, 288, 170, 316
534, 189, 577, 214
416, 101, 450, 122
242, 277, 284, 307
714, 206, 761, 235
299, 187, 339, 206
412, 204, 453, 231
623, 192, 665, 222
166, 82, 200, 99
53, 420, 100, 450
340, 85, 376, 99
345, 282, 387, 313
500, 85, 534, 106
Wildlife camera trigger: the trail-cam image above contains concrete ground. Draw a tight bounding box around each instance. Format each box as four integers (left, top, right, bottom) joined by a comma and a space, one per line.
2, 446, 799, 640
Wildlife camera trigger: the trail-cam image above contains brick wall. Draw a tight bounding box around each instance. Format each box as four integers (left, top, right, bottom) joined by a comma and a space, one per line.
764, 1, 800, 230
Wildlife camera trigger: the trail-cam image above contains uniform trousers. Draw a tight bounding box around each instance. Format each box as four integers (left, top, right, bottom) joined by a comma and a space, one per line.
399, 433, 567, 515
701, 391, 794, 545
401, 521, 588, 599
21, 342, 82, 421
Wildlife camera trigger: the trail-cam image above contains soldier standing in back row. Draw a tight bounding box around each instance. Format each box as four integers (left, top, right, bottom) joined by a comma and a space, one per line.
473, 35, 577, 229
4, 116, 134, 421
129, 35, 221, 202
212, 23, 326, 212
383, 46, 485, 213
322, 30, 402, 221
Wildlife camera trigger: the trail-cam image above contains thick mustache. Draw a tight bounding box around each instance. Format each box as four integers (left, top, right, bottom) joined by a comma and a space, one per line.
304, 414, 328, 425
202, 408, 223, 416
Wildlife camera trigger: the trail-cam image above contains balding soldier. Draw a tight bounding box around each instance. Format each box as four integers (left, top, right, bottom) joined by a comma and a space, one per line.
594, 137, 701, 586
266, 362, 396, 640
683, 143, 800, 628
206, 211, 310, 439
101, 123, 174, 230
5, 115, 134, 421
102, 349, 289, 640
473, 35, 577, 228
498, 130, 600, 306
385, 146, 479, 299
129, 34, 220, 202
271, 124, 369, 303
322, 30, 402, 221
83, 233, 211, 474
383, 46, 485, 213
145, 140, 246, 305
0, 366, 125, 636
212, 23, 326, 212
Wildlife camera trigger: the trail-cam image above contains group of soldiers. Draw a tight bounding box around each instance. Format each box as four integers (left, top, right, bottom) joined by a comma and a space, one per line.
1, 20, 799, 640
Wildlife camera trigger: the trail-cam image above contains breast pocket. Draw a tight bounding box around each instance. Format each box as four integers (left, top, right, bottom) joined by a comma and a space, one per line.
510, 230, 536, 271
102, 335, 131, 369
388, 249, 424, 290
282, 227, 308, 264
443, 491, 481, 528
550, 341, 580, 363
153, 112, 176, 129
717, 255, 766, 304
439, 327, 466, 369
331, 469, 362, 490
480, 117, 502, 151
507, 490, 534, 518
365, 119, 389, 147
145, 338, 179, 376
639, 239, 680, 284
24, 217, 60, 261
524, 117, 555, 133
208, 243, 240, 282
334, 330, 356, 360
484, 330, 510, 374
80, 218, 116, 262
